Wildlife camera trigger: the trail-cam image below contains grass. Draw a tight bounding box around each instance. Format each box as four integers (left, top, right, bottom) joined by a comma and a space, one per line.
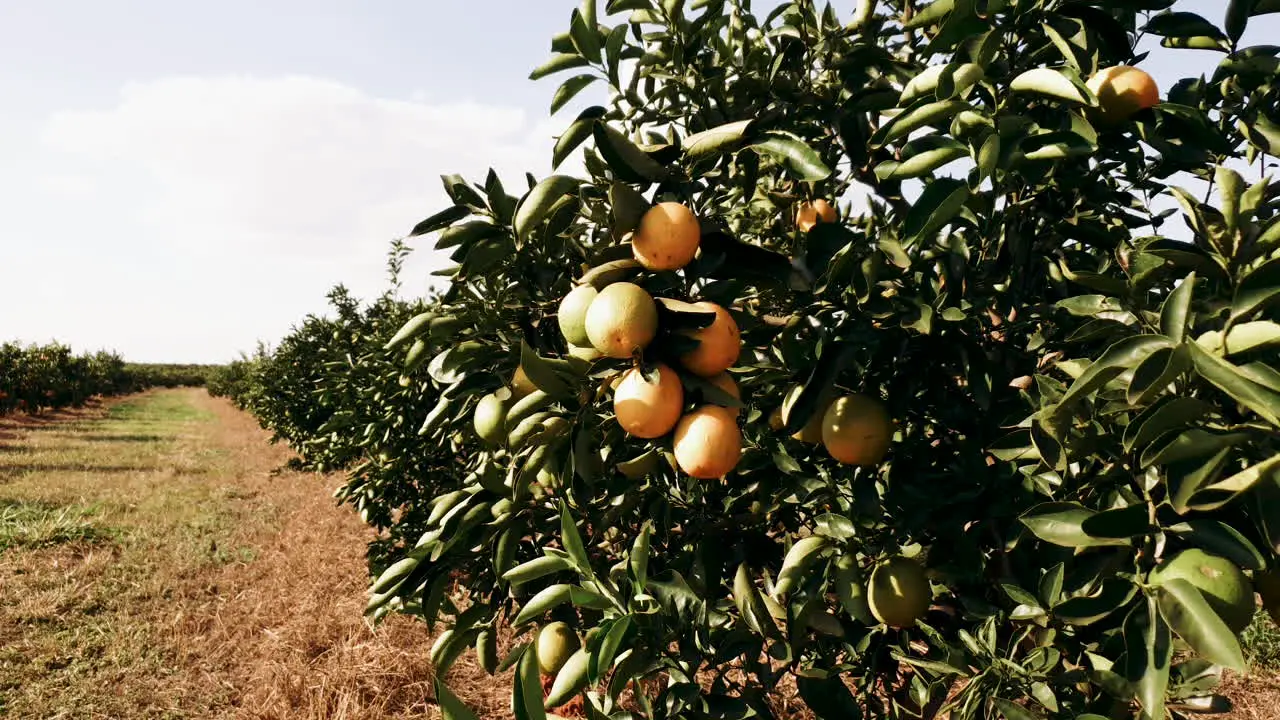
0, 390, 256, 717
1244, 607, 1280, 672
0, 389, 436, 719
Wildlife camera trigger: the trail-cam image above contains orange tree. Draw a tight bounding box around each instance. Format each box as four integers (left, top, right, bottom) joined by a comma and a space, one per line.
362, 1, 1280, 718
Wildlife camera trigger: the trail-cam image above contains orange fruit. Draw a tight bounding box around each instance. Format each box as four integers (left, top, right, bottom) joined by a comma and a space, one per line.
822, 394, 892, 465
707, 372, 741, 415
867, 557, 931, 628
613, 363, 684, 439
1151, 549, 1255, 633
1086, 66, 1159, 124
781, 385, 834, 444
662, 299, 740, 377
585, 282, 659, 359
796, 199, 838, 233
673, 405, 742, 479
536, 622, 580, 675
633, 201, 701, 271
557, 285, 598, 347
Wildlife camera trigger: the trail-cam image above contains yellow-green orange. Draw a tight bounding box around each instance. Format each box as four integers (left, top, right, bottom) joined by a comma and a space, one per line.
613, 363, 684, 439
1086, 65, 1159, 124
566, 344, 602, 362
822, 394, 892, 465
673, 405, 741, 479
667, 300, 740, 377
781, 385, 833, 444
585, 282, 659, 359
537, 621, 580, 675
867, 557, 931, 628
557, 285, 598, 347
1152, 549, 1254, 633
633, 201, 701, 271
796, 199, 838, 233
473, 390, 509, 445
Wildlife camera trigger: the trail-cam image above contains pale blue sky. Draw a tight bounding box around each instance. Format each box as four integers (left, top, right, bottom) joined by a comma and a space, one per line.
0, 1, 1272, 363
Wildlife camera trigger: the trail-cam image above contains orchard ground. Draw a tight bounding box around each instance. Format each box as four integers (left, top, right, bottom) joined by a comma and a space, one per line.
0, 388, 1277, 719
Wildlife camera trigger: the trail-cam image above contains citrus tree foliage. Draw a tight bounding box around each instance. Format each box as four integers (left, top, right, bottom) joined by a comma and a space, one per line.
334, 0, 1280, 718
0, 342, 144, 414
207, 245, 461, 567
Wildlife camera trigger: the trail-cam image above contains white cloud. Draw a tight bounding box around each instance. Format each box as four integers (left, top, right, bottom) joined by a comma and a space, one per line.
25, 75, 567, 361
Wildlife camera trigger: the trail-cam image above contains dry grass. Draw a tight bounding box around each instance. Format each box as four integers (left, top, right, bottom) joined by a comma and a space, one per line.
0, 389, 437, 719
0, 389, 1277, 718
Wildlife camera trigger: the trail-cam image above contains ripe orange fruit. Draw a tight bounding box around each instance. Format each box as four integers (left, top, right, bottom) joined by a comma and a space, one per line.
781, 385, 834, 444
613, 363, 684, 439
795, 199, 838, 233
822, 394, 892, 465
537, 622, 580, 675
585, 282, 659, 359
665, 300, 740, 377
867, 557, 931, 628
673, 405, 742, 479
633, 201, 701, 271
707, 372, 741, 415
1086, 66, 1159, 124
1152, 549, 1255, 633
557, 285, 598, 347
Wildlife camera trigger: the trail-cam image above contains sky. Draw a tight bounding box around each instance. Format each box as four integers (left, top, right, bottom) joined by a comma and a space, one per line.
0, 1, 1273, 363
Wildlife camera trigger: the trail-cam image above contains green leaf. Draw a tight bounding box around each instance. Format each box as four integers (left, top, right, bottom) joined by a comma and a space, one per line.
513, 585, 573, 626
410, 205, 470, 237
1183, 453, 1280, 513
1226, 0, 1250, 41
519, 341, 576, 400
1166, 520, 1267, 571
1197, 321, 1280, 356
1009, 68, 1092, 106
560, 502, 594, 578
629, 522, 651, 587
1020, 502, 1132, 548
1123, 396, 1218, 452
797, 675, 864, 720
1126, 345, 1186, 407
1056, 336, 1174, 408
591, 615, 632, 683
1144, 11, 1229, 44
1188, 342, 1280, 425
903, 178, 970, 242
749, 131, 832, 181
684, 119, 755, 159
1153, 578, 1246, 671
514, 175, 581, 242
869, 98, 969, 148
991, 696, 1042, 720
1054, 578, 1139, 626
553, 106, 607, 169
436, 678, 482, 720
502, 555, 574, 584
513, 643, 548, 720
781, 342, 850, 436
1160, 272, 1196, 343
1080, 504, 1152, 540
569, 8, 602, 63
733, 563, 778, 638
1122, 598, 1171, 720
593, 122, 666, 182
385, 312, 434, 351
551, 74, 597, 115
1231, 257, 1280, 322
874, 136, 967, 179
531, 54, 591, 80
904, 0, 955, 30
